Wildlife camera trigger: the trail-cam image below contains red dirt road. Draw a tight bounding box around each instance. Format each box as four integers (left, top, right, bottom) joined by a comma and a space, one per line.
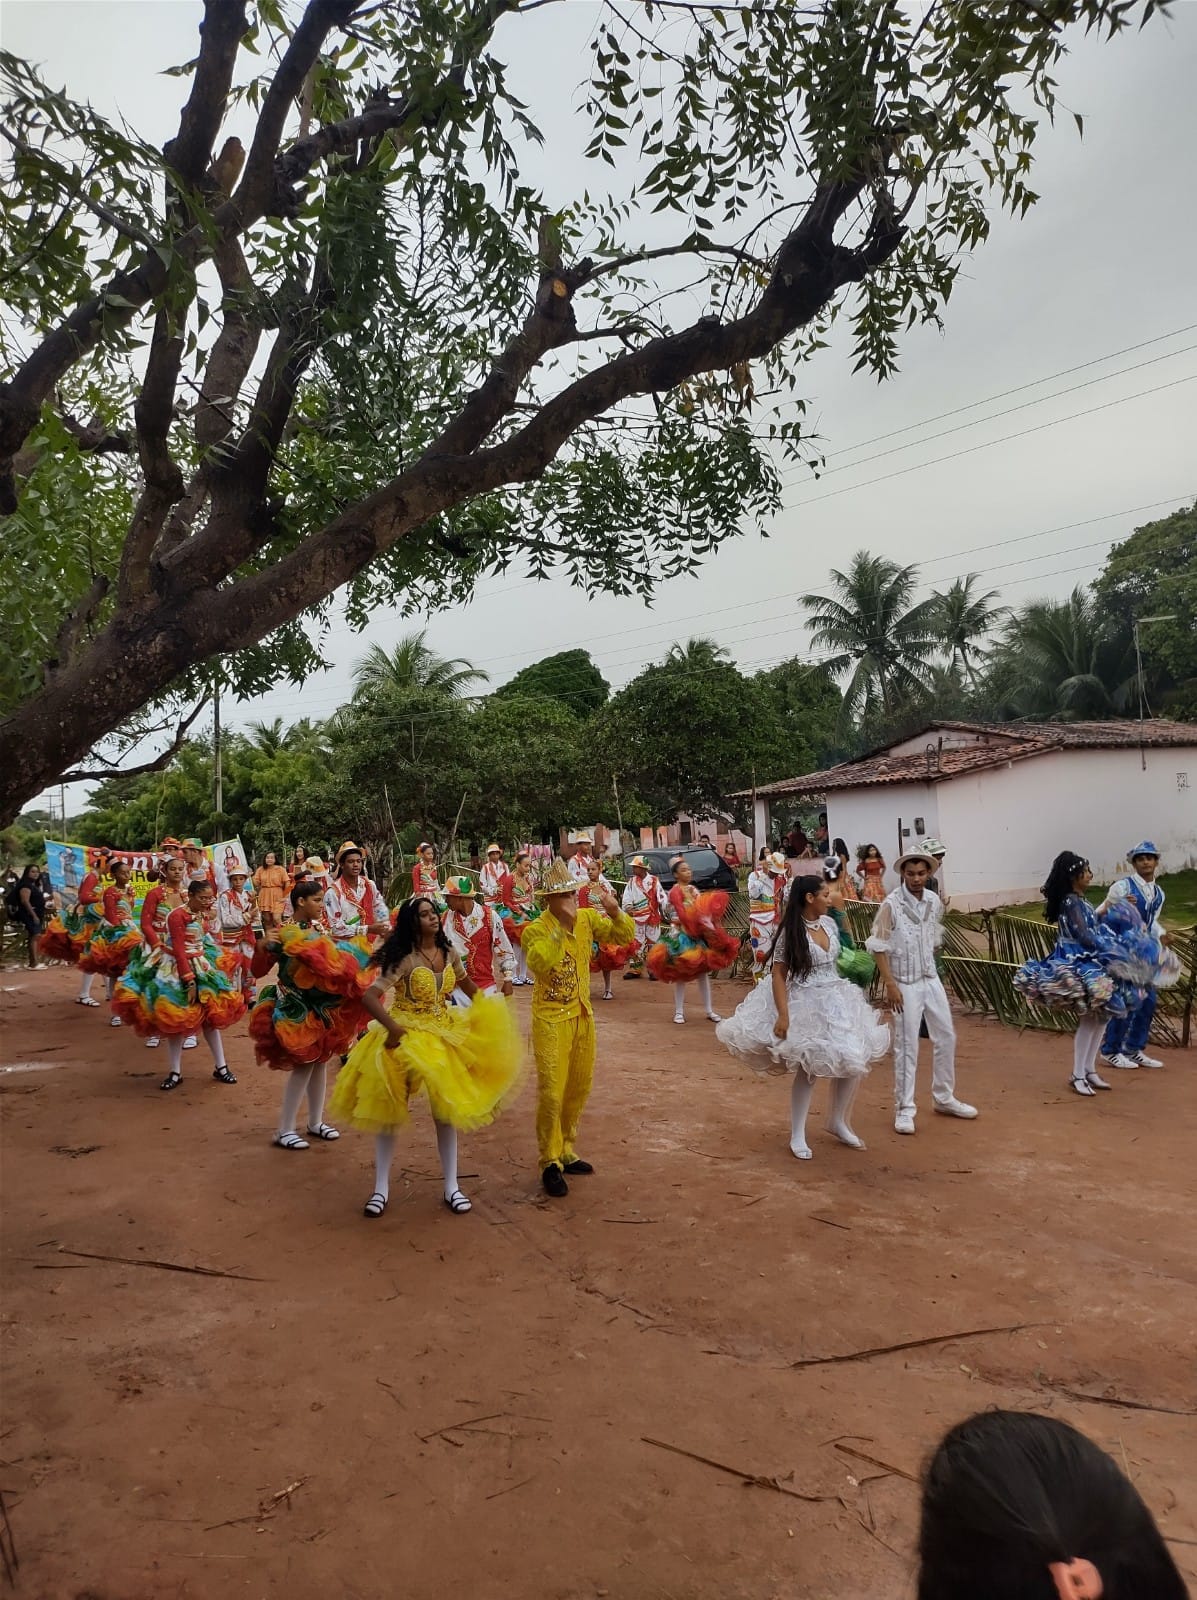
2, 966, 1195, 1600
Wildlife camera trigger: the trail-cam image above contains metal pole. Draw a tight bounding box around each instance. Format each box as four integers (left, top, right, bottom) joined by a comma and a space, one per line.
213, 679, 223, 816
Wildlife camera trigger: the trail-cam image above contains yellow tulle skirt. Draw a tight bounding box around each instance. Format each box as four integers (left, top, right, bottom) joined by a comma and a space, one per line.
329, 992, 524, 1135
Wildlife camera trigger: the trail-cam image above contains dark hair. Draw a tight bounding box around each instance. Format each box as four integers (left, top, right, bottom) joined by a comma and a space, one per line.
18, 864, 41, 884
290, 877, 323, 910
376, 896, 449, 976
833, 837, 850, 861
858, 842, 881, 861
918, 1410, 1187, 1600
769, 874, 824, 982
1041, 851, 1090, 925
187, 878, 211, 897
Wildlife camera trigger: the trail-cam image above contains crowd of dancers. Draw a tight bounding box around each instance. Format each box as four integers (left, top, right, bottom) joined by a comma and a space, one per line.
25, 828, 1177, 1211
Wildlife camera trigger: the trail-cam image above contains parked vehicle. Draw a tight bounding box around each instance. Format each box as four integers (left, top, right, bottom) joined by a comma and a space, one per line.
621, 845, 738, 894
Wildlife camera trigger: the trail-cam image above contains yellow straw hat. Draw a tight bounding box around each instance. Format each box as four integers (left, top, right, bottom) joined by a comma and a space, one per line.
536, 857, 578, 898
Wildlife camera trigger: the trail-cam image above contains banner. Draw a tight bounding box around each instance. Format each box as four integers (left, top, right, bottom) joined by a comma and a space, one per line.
44, 839, 248, 915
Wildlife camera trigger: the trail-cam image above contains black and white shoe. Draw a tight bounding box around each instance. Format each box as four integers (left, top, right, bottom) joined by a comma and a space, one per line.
1070, 1077, 1097, 1097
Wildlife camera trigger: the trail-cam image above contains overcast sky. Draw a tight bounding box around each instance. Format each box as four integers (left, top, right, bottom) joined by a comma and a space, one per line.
6, 0, 1196, 810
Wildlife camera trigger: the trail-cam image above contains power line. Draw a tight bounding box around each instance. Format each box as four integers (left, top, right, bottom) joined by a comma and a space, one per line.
801, 322, 1197, 465
783, 373, 1197, 509
777, 340, 1197, 488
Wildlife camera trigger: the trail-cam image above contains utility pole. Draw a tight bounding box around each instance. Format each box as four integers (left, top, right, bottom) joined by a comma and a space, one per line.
213, 678, 223, 816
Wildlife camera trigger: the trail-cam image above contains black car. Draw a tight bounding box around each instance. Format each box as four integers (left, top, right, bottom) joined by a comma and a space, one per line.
621, 845, 738, 894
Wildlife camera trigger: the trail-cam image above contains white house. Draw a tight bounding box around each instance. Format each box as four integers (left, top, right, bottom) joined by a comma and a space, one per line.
738, 719, 1197, 910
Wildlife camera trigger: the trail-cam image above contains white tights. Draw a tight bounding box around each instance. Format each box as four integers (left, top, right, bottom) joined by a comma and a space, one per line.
673, 973, 718, 1021
372, 1120, 460, 1203
164, 1025, 227, 1076
789, 1072, 865, 1159
276, 1061, 329, 1136
77, 971, 95, 1000
1072, 1014, 1105, 1084
515, 945, 529, 983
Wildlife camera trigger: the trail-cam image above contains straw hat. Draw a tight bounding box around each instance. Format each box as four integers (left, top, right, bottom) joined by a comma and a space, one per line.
335, 841, 363, 865
918, 837, 947, 859
485, 842, 503, 856
183, 837, 203, 850
573, 833, 593, 847
444, 875, 476, 898
304, 855, 327, 874
228, 866, 248, 880
768, 851, 787, 871
894, 848, 937, 873
630, 855, 649, 871
537, 857, 578, 898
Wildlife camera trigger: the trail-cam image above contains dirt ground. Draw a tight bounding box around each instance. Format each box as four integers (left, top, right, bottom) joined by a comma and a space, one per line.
2, 965, 1195, 1600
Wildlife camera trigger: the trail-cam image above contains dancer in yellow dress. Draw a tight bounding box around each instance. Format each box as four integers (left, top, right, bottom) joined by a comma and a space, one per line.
522, 857, 635, 1198
329, 895, 522, 1220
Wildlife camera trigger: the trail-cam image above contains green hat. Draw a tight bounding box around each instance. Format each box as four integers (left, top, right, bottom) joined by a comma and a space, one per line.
444, 875, 476, 897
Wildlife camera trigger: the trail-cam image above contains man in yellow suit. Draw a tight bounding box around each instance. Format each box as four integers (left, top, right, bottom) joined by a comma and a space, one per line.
522, 856, 635, 1197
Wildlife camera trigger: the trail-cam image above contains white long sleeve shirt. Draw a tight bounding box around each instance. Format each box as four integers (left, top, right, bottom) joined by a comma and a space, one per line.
866, 885, 944, 984
1098, 873, 1165, 938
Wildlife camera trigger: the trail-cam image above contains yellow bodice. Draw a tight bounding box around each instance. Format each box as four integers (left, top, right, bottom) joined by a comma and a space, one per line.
389, 959, 459, 1019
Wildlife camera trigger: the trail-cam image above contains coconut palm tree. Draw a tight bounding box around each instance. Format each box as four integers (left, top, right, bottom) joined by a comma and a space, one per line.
933, 575, 1007, 687
802, 552, 940, 727
245, 716, 286, 756
665, 637, 733, 672
351, 630, 489, 700
987, 588, 1137, 719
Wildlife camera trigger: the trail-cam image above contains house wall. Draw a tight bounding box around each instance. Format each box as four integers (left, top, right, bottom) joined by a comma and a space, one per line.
934, 745, 1197, 909
824, 784, 942, 896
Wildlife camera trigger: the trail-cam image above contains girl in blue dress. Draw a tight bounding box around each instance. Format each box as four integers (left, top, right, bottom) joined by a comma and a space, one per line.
1014, 852, 1157, 1097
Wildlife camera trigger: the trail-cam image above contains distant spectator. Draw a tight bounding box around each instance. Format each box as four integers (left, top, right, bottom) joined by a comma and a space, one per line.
813, 812, 829, 853
254, 851, 291, 931
918, 1409, 1186, 1600
6, 865, 47, 969
288, 846, 307, 883
722, 841, 742, 871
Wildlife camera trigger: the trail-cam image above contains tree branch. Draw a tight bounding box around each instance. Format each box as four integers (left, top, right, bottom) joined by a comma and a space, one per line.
578, 240, 773, 285
57, 698, 208, 784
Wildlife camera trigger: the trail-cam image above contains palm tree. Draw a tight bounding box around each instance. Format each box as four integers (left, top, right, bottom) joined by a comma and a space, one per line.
246, 717, 286, 756
987, 588, 1137, 719
351, 630, 489, 700
801, 552, 940, 726
933, 575, 1006, 687
665, 637, 732, 671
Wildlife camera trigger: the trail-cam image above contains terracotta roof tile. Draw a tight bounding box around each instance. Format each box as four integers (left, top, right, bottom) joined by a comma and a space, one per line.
738, 718, 1197, 799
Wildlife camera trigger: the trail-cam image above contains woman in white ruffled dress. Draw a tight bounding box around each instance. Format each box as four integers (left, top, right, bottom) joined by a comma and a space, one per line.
717, 873, 890, 1159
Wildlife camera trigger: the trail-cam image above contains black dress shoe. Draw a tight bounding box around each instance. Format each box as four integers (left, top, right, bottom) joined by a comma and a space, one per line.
541, 1163, 569, 1198
563, 1158, 594, 1175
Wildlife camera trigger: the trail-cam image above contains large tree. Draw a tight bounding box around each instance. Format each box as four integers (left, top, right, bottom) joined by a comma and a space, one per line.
1092, 502, 1197, 718
0, 0, 1160, 822
494, 649, 609, 718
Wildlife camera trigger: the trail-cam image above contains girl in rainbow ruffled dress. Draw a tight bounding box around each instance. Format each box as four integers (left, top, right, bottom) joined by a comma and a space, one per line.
114, 877, 246, 1091
249, 878, 373, 1150
647, 856, 740, 1023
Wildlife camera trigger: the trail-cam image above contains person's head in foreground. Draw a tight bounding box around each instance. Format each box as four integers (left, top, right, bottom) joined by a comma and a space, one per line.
918, 1410, 1187, 1600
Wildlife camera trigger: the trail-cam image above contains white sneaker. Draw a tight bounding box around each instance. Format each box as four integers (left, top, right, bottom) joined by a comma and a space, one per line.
146, 1036, 160, 1049
673, 1013, 685, 1025
894, 1110, 916, 1135
1128, 1050, 1163, 1069
182, 1035, 198, 1050
109, 1015, 122, 1027
934, 1097, 978, 1119
1104, 1052, 1139, 1070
